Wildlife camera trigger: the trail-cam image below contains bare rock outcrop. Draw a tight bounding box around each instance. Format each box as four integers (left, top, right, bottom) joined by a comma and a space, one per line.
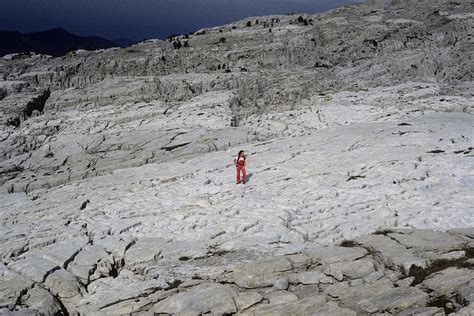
0, 0, 472, 314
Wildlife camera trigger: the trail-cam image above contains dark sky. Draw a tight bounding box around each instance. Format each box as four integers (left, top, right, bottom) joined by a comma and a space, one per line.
0, 0, 363, 40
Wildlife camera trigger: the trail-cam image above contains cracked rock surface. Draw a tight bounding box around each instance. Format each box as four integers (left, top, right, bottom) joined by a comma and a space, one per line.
0, 0, 473, 314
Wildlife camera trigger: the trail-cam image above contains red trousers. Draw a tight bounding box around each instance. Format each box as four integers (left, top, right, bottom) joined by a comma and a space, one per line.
236, 165, 246, 184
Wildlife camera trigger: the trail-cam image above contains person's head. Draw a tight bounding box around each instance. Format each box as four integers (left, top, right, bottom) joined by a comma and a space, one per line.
238, 150, 245, 157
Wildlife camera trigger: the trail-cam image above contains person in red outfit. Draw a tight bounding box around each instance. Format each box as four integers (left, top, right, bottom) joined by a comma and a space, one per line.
234, 150, 246, 184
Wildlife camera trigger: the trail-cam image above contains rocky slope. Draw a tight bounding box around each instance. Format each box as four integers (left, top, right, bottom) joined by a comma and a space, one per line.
0, 0, 473, 314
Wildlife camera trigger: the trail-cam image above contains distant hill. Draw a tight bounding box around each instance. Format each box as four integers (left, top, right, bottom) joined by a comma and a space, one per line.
111, 37, 140, 48
0, 28, 120, 57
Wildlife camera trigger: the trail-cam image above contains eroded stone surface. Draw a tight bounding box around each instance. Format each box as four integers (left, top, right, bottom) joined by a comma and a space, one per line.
305, 246, 368, 265
235, 292, 264, 311
241, 297, 355, 316
8, 254, 58, 283
419, 268, 474, 297
21, 286, 62, 315
388, 230, 468, 253
152, 283, 238, 314
222, 256, 293, 288
0, 0, 473, 313
0, 264, 33, 310
44, 268, 83, 301
323, 258, 376, 281
355, 234, 428, 272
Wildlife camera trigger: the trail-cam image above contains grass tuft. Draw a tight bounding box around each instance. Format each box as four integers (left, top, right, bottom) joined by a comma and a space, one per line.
372, 229, 395, 236
427, 295, 456, 314
339, 240, 359, 248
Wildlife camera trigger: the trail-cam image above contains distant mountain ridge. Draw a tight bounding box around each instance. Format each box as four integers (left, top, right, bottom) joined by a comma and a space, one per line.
0, 28, 120, 57
112, 37, 140, 48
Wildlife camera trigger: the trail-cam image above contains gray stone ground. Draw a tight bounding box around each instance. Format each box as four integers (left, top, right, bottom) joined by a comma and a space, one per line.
0, 0, 473, 314
1, 228, 473, 314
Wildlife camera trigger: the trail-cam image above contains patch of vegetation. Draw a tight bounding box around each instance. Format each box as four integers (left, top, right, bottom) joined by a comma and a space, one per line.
409, 251, 474, 286
427, 295, 456, 314
166, 279, 182, 290
166, 33, 181, 41
465, 247, 474, 258
339, 240, 360, 248
80, 199, 90, 210
61, 48, 78, 58
372, 229, 396, 236
453, 147, 473, 154
179, 256, 191, 261
6, 116, 20, 128
0, 87, 7, 100
209, 249, 233, 256
173, 40, 182, 49
295, 16, 312, 26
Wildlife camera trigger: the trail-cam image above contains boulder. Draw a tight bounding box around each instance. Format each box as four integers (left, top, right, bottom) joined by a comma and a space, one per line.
458, 280, 474, 304
67, 245, 114, 284
235, 292, 263, 311
224, 256, 293, 288
396, 306, 444, 316
39, 238, 87, 268
241, 297, 356, 316
289, 270, 334, 285
0, 265, 33, 309
44, 268, 83, 301
83, 275, 171, 312
353, 287, 429, 314
21, 286, 62, 315
152, 283, 238, 314
123, 237, 167, 271
455, 304, 474, 315
419, 268, 474, 297
8, 254, 58, 283
323, 258, 376, 281
263, 290, 298, 304
355, 234, 428, 272
304, 246, 367, 265
388, 230, 468, 253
